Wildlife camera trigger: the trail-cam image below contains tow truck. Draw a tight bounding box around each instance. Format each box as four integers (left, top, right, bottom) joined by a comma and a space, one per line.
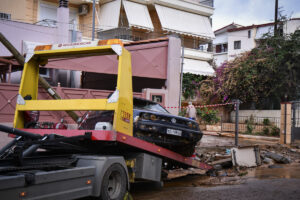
0, 39, 212, 200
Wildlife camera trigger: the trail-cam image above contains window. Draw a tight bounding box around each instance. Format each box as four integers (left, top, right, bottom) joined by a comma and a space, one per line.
248, 30, 251, 38
234, 41, 241, 49
216, 44, 222, 53
215, 43, 228, 53
0, 12, 11, 20
39, 68, 50, 78
222, 43, 228, 52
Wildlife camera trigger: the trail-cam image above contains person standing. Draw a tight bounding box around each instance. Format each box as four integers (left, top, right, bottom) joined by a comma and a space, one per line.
186, 101, 197, 120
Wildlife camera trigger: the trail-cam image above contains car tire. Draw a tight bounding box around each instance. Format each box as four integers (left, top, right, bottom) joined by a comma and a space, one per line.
173, 144, 196, 157
99, 164, 127, 200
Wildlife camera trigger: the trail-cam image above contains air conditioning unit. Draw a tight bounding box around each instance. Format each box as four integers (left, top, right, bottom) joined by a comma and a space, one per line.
78, 4, 89, 15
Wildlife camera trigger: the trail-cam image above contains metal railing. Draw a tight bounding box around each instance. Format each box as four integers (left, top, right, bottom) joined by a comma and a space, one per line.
221, 115, 281, 135
199, 0, 214, 7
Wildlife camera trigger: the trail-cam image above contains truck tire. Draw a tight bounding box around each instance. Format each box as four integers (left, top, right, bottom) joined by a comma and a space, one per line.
100, 163, 127, 200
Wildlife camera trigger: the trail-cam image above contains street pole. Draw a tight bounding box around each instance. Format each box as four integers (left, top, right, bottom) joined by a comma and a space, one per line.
92, 0, 96, 41
274, 0, 278, 36
234, 99, 240, 146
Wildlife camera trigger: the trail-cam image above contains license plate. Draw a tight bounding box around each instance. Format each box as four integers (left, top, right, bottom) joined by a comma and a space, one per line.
166, 129, 182, 136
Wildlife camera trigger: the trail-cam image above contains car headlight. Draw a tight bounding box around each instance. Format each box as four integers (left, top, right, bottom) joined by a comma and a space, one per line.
134, 116, 140, 123
150, 114, 157, 121
187, 122, 193, 128
142, 113, 150, 120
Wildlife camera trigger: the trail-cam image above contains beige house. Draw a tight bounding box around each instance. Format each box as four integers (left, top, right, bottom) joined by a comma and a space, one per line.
1, 0, 215, 76
0, 0, 98, 39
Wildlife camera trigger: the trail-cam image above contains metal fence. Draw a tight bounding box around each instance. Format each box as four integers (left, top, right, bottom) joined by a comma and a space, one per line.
221, 115, 281, 134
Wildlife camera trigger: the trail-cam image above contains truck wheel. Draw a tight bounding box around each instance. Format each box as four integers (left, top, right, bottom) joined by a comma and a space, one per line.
100, 164, 127, 200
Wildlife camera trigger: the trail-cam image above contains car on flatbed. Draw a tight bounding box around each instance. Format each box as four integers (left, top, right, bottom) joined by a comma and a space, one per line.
79, 97, 203, 156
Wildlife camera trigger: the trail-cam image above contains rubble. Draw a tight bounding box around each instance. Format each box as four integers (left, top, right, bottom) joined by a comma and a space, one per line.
262, 157, 274, 164
165, 135, 300, 186
264, 152, 291, 164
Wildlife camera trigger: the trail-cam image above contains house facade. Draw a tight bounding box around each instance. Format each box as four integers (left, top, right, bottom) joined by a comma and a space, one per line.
97, 0, 215, 76
0, 0, 216, 117
213, 18, 300, 67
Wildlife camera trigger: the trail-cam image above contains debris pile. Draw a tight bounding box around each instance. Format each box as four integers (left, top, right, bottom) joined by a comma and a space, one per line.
165, 142, 300, 185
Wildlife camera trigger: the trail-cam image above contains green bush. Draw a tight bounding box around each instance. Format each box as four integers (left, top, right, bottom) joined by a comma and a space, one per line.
262, 127, 270, 135
245, 115, 254, 134
196, 107, 220, 125
263, 118, 271, 126
178, 108, 187, 117
246, 123, 254, 134
270, 126, 280, 136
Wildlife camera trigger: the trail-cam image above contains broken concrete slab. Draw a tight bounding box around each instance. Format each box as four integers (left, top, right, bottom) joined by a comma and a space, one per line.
231, 146, 261, 167
265, 152, 291, 164
263, 157, 274, 164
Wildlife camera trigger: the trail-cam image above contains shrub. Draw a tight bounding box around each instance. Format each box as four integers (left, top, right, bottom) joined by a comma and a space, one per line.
245, 116, 254, 134
178, 108, 187, 117
197, 107, 220, 125
262, 127, 270, 135
270, 126, 280, 136
263, 118, 271, 126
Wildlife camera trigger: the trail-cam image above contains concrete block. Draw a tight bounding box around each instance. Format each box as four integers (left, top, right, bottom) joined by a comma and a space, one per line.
231, 146, 261, 167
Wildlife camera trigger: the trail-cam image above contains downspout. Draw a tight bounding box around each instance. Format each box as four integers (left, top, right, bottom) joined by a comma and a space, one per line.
179, 44, 184, 112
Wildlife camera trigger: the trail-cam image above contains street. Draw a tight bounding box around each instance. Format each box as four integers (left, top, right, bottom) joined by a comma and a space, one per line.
130, 135, 300, 200
131, 178, 300, 200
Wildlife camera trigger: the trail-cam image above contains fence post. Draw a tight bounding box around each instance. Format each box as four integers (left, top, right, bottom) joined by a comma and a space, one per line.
280, 102, 292, 144
233, 99, 240, 146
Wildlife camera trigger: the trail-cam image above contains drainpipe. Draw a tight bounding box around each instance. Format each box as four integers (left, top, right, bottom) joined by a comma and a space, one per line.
92, 0, 96, 40
57, 0, 69, 43
179, 46, 184, 112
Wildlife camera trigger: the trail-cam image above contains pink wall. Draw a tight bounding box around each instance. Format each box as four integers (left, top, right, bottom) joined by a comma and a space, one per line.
46, 41, 168, 79
0, 19, 81, 56
0, 83, 142, 123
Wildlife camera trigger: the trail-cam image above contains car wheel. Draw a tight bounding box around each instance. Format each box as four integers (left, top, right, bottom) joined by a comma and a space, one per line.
99, 164, 127, 200
173, 144, 196, 157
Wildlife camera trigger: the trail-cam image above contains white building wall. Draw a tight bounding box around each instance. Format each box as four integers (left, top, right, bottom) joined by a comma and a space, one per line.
214, 53, 227, 66
284, 19, 300, 34
227, 28, 256, 61
213, 32, 228, 44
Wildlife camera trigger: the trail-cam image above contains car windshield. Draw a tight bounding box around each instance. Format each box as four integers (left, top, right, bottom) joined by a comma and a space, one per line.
133, 98, 169, 113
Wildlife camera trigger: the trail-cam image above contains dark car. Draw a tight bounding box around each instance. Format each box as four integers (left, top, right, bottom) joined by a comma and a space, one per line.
79, 98, 203, 156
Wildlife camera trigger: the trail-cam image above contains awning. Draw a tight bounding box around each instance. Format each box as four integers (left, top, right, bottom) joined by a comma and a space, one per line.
98, 0, 121, 30
182, 58, 215, 76
154, 4, 215, 39
123, 0, 154, 31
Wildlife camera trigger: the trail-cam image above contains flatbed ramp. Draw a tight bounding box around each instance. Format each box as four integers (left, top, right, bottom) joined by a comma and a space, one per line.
25, 129, 212, 170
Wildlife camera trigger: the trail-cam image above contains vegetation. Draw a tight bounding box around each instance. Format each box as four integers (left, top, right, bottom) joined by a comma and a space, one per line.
196, 107, 220, 125
199, 30, 300, 109
182, 73, 205, 100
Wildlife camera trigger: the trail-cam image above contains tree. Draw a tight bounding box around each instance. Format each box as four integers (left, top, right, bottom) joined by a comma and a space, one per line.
200, 30, 300, 109
182, 73, 205, 100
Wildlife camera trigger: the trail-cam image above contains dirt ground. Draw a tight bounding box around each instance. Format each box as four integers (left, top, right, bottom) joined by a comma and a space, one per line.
131, 135, 300, 200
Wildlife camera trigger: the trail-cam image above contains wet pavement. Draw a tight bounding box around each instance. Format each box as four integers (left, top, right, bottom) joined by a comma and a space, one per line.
131, 135, 300, 200
131, 178, 300, 200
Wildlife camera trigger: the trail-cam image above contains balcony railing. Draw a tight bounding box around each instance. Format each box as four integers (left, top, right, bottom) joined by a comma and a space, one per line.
199, 0, 214, 7
97, 27, 213, 52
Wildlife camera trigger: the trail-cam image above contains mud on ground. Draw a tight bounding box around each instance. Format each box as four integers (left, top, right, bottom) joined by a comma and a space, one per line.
164, 135, 300, 186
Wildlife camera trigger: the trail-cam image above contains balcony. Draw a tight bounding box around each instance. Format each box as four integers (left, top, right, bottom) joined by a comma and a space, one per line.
183, 47, 213, 61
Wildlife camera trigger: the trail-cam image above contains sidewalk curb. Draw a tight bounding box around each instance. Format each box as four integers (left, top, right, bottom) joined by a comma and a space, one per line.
203, 131, 279, 142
